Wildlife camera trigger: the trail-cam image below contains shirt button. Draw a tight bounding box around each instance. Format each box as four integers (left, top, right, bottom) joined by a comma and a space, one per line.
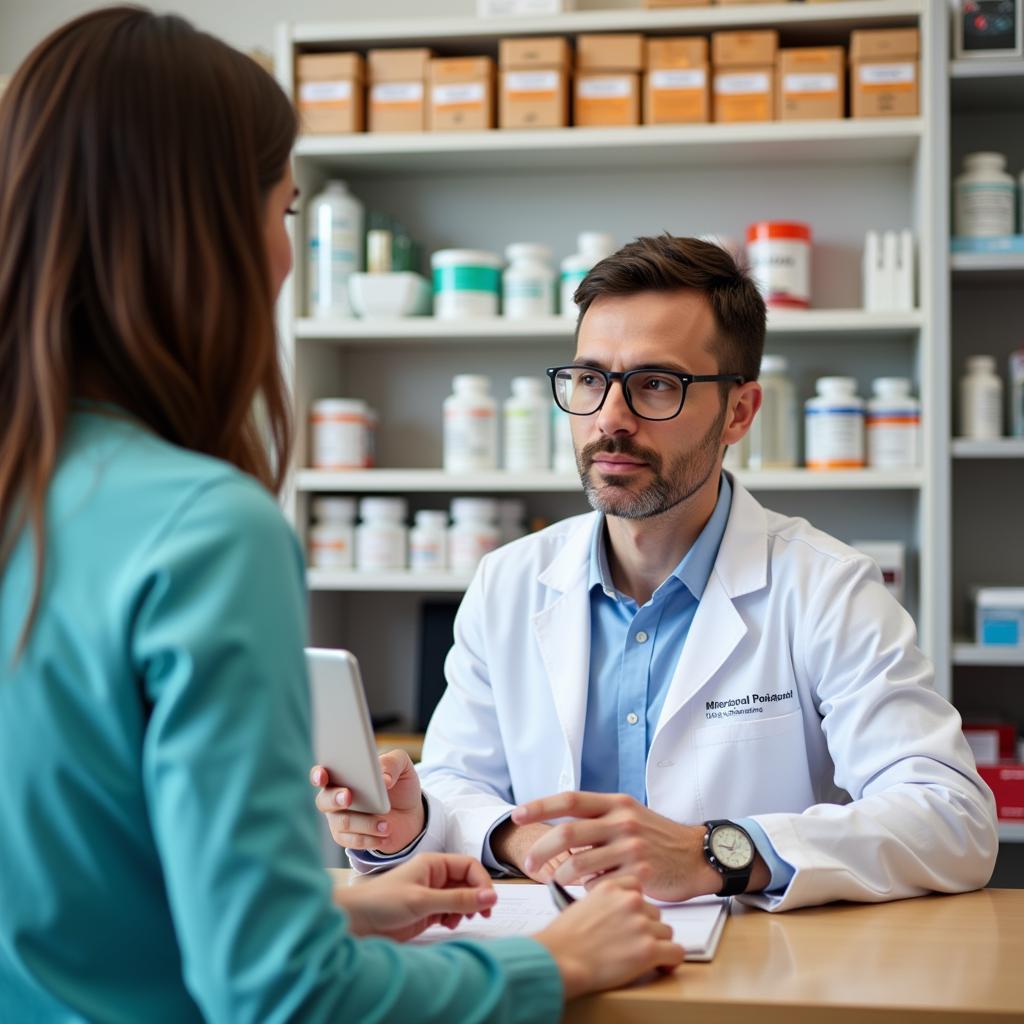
635, 631, 649, 644
626, 712, 639, 725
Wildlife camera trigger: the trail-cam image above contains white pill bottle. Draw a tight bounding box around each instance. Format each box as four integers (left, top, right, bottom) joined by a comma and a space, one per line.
960, 356, 1004, 439
503, 244, 555, 319
805, 377, 865, 470
443, 375, 498, 473
307, 180, 364, 318
449, 498, 500, 574
504, 376, 551, 472
560, 232, 615, 320
866, 377, 920, 468
955, 152, 1015, 238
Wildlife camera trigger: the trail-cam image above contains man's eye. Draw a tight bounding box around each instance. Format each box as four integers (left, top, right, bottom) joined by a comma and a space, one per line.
643, 376, 677, 392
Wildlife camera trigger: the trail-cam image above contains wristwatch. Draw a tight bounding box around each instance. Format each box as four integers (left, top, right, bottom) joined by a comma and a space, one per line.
702, 819, 755, 897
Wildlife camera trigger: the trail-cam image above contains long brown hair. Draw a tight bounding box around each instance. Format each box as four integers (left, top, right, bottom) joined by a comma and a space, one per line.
0, 7, 297, 645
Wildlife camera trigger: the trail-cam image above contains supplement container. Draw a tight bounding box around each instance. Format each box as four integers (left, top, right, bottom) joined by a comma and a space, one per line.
746, 221, 811, 309
307, 181, 364, 318
449, 498, 501, 574
503, 243, 555, 319
955, 153, 1015, 239
552, 406, 577, 474
1010, 350, 1024, 438
960, 356, 1003, 440
498, 499, 527, 545
410, 510, 449, 573
747, 354, 797, 469
308, 497, 356, 570
444, 375, 498, 473
431, 249, 503, 320
866, 377, 920, 469
560, 231, 615, 320
355, 497, 408, 571
504, 376, 551, 472
310, 398, 371, 470
805, 377, 865, 470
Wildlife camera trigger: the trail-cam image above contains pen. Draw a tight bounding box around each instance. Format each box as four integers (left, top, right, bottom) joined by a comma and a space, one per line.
546, 878, 576, 912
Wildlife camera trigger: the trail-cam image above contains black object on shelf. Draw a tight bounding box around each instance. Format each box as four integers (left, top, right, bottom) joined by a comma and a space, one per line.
417, 600, 459, 732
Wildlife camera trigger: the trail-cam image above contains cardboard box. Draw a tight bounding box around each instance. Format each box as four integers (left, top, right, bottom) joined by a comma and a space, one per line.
499, 36, 572, 128
295, 53, 365, 134
575, 72, 640, 126
713, 67, 774, 122
978, 764, 1024, 820
577, 33, 645, 71
368, 48, 433, 132
428, 57, 496, 131
850, 29, 919, 118
778, 47, 844, 121
644, 0, 710, 6
712, 30, 778, 68
645, 38, 709, 124
500, 36, 572, 69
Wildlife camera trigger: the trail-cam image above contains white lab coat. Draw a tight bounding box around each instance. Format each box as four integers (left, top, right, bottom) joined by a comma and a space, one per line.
354, 477, 997, 911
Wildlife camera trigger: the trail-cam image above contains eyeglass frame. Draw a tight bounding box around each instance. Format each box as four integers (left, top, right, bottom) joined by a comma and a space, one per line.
545, 365, 745, 422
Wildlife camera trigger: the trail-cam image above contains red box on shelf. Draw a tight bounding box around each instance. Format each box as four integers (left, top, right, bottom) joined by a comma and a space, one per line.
964, 722, 1017, 764
977, 764, 1024, 820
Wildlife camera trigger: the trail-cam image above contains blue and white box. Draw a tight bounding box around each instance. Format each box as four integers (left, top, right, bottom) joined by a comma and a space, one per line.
974, 587, 1024, 647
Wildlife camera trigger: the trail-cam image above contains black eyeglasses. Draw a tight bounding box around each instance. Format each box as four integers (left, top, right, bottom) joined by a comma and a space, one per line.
546, 365, 744, 422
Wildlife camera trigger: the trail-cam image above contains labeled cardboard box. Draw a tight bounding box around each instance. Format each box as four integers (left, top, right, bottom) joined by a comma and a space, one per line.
428, 57, 496, 131
576, 33, 645, 71
295, 53, 365, 134
644, 37, 709, 124
713, 67, 774, 122
499, 36, 572, 128
575, 33, 643, 127
368, 48, 433, 132
849, 29, 919, 118
777, 47, 845, 121
711, 30, 778, 68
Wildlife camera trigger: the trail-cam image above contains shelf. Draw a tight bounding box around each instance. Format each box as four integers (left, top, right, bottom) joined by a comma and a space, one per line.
999, 822, 1024, 843
308, 568, 472, 593
953, 643, 1024, 666
292, 1, 922, 49
952, 439, 1024, 459
294, 119, 924, 175
951, 251, 1024, 284
296, 468, 925, 494
375, 731, 425, 762
950, 59, 1024, 112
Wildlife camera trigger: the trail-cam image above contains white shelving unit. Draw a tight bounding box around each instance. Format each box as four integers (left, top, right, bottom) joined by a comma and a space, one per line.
276, 0, 948, 724
952, 438, 1024, 458
953, 643, 1024, 667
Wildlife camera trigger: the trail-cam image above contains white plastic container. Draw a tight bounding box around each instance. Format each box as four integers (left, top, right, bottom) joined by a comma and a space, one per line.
722, 433, 747, 471
355, 497, 407, 571
498, 499, 527, 545
746, 221, 812, 309
805, 377, 865, 470
960, 356, 1003, 440
449, 498, 500, 574
955, 153, 1015, 238
307, 181, 364, 318
866, 378, 920, 469
1010, 349, 1024, 438
748, 354, 797, 470
308, 497, 356, 569
310, 398, 371, 470
409, 510, 449, 573
504, 377, 551, 472
444, 375, 498, 473
503, 243, 555, 319
560, 231, 615, 320
432, 249, 503, 320
552, 406, 577, 474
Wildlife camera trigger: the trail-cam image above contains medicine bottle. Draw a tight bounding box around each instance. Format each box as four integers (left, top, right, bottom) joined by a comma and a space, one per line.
444, 375, 498, 473
409, 510, 449, 573
552, 406, 577, 474
960, 356, 1004, 439
504, 377, 551, 472
955, 153, 1015, 238
1011, 350, 1024, 438
432, 249, 503, 320
560, 232, 615, 320
805, 377, 865, 470
498, 498, 527, 545
308, 497, 356, 570
307, 181, 364, 318
449, 498, 500, 574
310, 398, 370, 470
867, 378, 920, 469
355, 497, 407, 571
748, 355, 797, 469
746, 221, 812, 309
503, 244, 555, 319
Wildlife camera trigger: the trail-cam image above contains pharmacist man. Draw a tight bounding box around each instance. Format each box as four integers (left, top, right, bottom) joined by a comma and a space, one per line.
313, 235, 997, 910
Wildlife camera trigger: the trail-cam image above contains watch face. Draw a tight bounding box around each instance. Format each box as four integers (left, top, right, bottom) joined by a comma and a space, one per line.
711, 825, 754, 869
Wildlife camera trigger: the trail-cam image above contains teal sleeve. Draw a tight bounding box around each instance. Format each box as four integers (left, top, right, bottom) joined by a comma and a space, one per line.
130, 476, 563, 1024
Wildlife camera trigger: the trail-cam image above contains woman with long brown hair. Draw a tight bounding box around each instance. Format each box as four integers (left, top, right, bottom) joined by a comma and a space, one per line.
0, 7, 682, 1021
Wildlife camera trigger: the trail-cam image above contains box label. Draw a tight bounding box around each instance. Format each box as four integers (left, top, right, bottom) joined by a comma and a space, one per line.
783, 72, 838, 96
299, 80, 353, 106
505, 70, 559, 97
859, 63, 916, 89
715, 72, 770, 95
432, 82, 486, 108
651, 68, 707, 90
579, 76, 631, 99
371, 82, 425, 106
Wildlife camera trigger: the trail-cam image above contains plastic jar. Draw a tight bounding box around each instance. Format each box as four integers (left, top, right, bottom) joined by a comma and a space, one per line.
444, 375, 498, 473
498, 498, 527, 545
867, 377, 920, 469
746, 221, 812, 309
449, 497, 500, 574
504, 376, 551, 472
748, 355, 797, 470
355, 497, 407, 571
960, 356, 1004, 439
308, 497, 356, 569
310, 398, 371, 470
409, 509, 449, 573
503, 243, 555, 319
431, 249, 503, 320
955, 153, 1015, 239
560, 231, 615, 320
307, 180, 364, 319
805, 377, 865, 470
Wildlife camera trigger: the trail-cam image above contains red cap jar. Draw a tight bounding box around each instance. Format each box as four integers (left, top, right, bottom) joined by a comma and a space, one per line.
745, 221, 811, 309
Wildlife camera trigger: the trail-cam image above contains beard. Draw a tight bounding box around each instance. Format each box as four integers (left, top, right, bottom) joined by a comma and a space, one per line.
577, 401, 727, 520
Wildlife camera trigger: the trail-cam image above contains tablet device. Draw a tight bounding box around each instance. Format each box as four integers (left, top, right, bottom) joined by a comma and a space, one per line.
306, 648, 391, 815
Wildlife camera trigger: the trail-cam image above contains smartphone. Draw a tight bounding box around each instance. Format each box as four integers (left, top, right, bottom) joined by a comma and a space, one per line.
306, 648, 390, 815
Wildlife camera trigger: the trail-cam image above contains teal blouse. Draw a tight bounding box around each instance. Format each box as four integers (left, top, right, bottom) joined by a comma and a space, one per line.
0, 410, 561, 1023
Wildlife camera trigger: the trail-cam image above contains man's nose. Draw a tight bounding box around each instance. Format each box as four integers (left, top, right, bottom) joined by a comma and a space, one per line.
596, 379, 637, 436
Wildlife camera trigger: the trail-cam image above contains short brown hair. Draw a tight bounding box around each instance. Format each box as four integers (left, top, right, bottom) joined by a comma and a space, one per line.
574, 234, 766, 385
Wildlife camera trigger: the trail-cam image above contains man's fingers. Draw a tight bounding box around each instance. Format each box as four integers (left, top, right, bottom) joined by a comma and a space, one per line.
551, 840, 644, 885
378, 749, 412, 788
315, 787, 351, 814
413, 885, 497, 918
511, 790, 626, 826
322, 806, 389, 837
309, 765, 329, 788
522, 819, 612, 871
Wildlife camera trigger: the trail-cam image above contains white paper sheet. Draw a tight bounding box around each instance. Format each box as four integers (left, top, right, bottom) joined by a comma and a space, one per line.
410, 884, 729, 962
